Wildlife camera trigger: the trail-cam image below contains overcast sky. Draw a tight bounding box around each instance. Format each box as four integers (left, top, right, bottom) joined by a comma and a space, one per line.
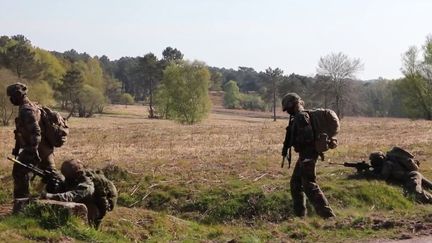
1, 0, 431, 80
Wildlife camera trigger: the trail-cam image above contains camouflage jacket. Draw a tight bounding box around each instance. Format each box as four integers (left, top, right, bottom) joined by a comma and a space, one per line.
50, 173, 95, 203
282, 111, 316, 158
380, 158, 419, 181
15, 101, 42, 149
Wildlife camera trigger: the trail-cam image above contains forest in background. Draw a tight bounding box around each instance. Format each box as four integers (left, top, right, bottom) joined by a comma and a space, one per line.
1, 34, 432, 125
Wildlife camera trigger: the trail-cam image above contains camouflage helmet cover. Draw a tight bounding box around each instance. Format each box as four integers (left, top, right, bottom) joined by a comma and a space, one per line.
61, 159, 84, 179
281, 93, 301, 111
6, 82, 27, 97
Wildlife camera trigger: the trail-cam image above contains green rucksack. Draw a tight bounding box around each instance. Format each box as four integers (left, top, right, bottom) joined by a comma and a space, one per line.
39, 106, 69, 147
85, 170, 118, 214
386, 147, 419, 171
306, 109, 340, 153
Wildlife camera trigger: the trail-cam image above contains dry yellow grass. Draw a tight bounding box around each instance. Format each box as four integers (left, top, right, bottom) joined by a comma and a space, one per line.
2, 104, 432, 189
2, 103, 432, 241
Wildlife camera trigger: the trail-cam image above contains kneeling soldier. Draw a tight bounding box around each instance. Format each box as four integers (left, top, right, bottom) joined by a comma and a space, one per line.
42, 159, 117, 228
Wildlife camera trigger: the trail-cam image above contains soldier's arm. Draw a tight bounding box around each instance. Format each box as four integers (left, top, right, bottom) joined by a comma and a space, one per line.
12, 130, 20, 156
282, 124, 291, 156
380, 161, 393, 180
49, 179, 95, 202
20, 107, 41, 149
296, 112, 314, 143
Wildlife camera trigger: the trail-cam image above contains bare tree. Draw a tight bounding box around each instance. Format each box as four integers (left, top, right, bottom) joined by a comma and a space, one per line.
264, 67, 283, 121
316, 52, 363, 118
312, 75, 333, 108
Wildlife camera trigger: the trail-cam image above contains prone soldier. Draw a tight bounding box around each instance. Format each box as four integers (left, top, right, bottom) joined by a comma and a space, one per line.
347, 147, 432, 204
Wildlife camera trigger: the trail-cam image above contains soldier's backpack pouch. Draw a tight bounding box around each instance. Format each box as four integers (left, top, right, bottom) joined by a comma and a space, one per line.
307, 108, 340, 153
39, 106, 69, 147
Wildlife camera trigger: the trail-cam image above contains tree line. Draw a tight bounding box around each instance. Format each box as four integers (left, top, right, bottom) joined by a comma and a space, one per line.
0, 35, 210, 124
219, 37, 432, 121
1, 34, 432, 125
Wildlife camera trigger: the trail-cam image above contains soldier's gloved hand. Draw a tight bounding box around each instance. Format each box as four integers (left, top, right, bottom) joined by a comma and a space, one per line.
328, 138, 338, 149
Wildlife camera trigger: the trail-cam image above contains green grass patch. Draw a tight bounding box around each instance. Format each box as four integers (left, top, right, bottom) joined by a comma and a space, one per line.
0, 203, 128, 242
180, 186, 292, 223
324, 177, 414, 210
0, 190, 10, 204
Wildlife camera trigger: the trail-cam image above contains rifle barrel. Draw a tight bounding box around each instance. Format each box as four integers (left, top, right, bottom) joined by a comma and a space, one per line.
7, 157, 45, 177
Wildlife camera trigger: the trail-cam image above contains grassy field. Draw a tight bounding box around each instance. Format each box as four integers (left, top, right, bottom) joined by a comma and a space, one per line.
1, 101, 432, 242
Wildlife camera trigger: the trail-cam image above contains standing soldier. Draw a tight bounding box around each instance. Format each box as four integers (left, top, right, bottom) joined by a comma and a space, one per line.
281, 93, 335, 218
6, 83, 58, 211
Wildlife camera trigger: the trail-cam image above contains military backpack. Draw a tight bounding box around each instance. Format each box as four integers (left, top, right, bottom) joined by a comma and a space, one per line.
306, 108, 340, 153
386, 147, 419, 171
39, 106, 69, 147
85, 170, 118, 214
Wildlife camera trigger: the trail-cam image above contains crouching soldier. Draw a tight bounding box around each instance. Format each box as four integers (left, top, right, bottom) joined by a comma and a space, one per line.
368, 147, 432, 203
42, 159, 118, 228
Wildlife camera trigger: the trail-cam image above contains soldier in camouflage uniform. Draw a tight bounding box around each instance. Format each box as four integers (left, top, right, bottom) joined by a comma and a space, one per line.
42, 159, 103, 228
281, 93, 335, 218
7, 83, 58, 203
369, 150, 432, 203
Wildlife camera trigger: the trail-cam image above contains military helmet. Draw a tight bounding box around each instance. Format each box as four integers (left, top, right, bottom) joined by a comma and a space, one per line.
281, 93, 301, 111
6, 82, 27, 97
369, 151, 386, 169
61, 159, 84, 179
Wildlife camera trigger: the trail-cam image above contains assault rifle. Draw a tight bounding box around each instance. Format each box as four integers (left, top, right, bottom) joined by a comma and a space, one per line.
343, 161, 371, 173
7, 157, 62, 193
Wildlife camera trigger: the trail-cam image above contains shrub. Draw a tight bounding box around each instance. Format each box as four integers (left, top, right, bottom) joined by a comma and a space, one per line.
155, 61, 211, 124
119, 93, 134, 107
223, 80, 241, 109
240, 93, 266, 111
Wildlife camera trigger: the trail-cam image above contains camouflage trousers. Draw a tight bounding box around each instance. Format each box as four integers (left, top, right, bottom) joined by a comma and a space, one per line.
290, 157, 335, 218
405, 171, 432, 204
13, 140, 56, 199
86, 202, 103, 229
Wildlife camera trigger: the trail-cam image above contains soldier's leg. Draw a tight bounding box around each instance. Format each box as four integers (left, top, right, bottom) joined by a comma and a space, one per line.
37, 141, 55, 171
86, 203, 102, 229
406, 171, 432, 203
12, 163, 31, 199
13, 150, 35, 199
421, 176, 432, 191
36, 142, 63, 192
301, 159, 335, 218
290, 159, 306, 217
